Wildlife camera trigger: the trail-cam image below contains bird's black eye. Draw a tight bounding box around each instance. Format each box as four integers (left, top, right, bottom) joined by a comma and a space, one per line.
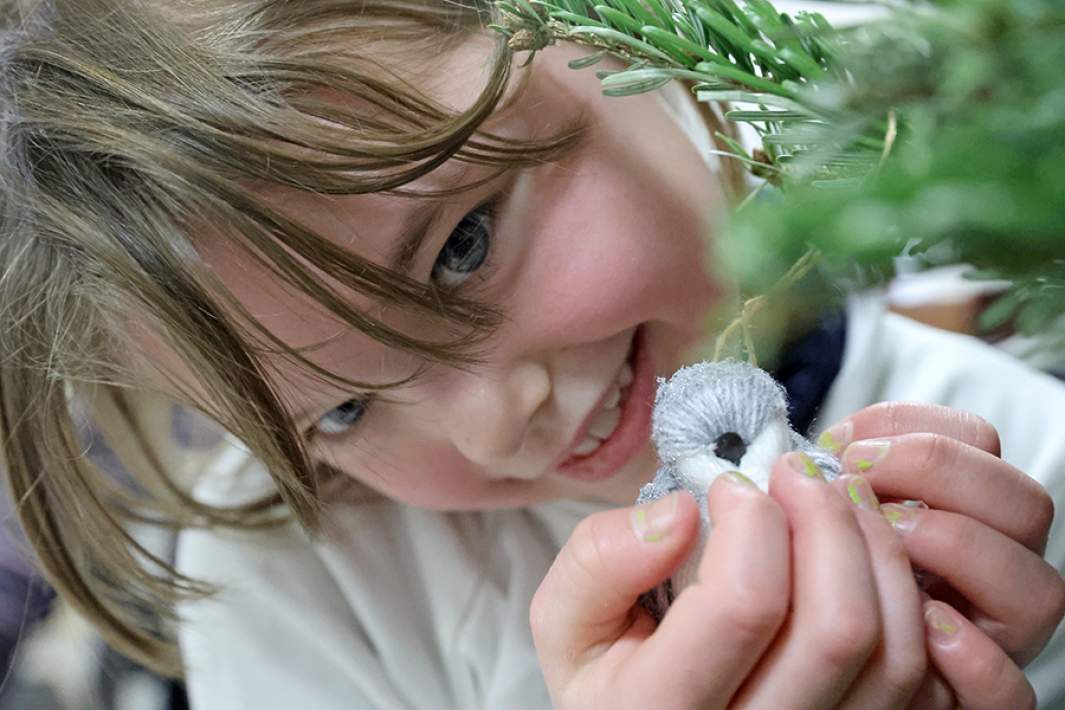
714, 432, 747, 466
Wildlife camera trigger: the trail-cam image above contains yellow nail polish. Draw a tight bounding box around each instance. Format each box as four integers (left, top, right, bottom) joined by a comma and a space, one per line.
880, 503, 918, 532
631, 493, 678, 543
925, 605, 961, 646
844, 439, 890, 473
788, 453, 826, 481
723, 471, 758, 488
817, 421, 852, 455
842, 475, 879, 511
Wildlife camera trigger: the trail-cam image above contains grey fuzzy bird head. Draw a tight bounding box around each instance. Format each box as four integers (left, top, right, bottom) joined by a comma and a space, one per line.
641, 360, 839, 503
653, 360, 792, 486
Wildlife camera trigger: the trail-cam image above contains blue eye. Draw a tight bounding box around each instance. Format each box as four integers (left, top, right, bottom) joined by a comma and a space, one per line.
431, 204, 493, 288
314, 398, 369, 436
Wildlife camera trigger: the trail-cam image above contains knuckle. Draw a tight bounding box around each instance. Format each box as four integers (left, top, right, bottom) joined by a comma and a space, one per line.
863, 401, 909, 434
529, 512, 616, 639
880, 401, 911, 430
1046, 574, 1065, 628
946, 514, 980, 558
819, 500, 862, 532
880, 653, 926, 699
1030, 485, 1056, 540
908, 432, 958, 475
719, 592, 788, 644
880, 530, 912, 569
866, 512, 910, 558
567, 516, 612, 583
745, 487, 787, 523
966, 642, 1012, 688
812, 612, 880, 671
959, 409, 1001, 456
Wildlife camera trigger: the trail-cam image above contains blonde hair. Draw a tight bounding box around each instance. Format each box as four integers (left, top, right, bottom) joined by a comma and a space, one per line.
0, 0, 583, 675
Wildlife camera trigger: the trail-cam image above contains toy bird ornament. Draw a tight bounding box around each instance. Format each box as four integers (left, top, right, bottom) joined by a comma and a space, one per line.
637, 360, 842, 619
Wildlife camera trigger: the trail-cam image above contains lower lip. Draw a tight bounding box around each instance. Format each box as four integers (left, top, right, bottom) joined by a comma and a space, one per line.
556, 327, 655, 482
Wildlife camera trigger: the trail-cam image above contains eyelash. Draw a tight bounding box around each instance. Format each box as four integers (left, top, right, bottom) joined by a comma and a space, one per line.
311, 396, 371, 440
430, 200, 497, 290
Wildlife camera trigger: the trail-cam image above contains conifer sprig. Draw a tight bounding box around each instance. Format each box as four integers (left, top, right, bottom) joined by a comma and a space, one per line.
492, 0, 889, 189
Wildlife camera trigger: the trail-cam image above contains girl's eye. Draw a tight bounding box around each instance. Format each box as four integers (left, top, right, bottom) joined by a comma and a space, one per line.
431, 204, 493, 288
313, 398, 369, 437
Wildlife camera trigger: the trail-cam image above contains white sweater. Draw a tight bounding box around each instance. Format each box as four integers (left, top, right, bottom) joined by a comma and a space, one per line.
176, 292, 1065, 709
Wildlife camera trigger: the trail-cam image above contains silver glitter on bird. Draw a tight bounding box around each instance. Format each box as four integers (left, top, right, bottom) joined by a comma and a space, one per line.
636, 360, 841, 619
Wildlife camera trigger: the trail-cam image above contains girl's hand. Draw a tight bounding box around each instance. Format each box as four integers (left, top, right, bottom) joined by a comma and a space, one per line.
819, 402, 1065, 708
531, 453, 926, 710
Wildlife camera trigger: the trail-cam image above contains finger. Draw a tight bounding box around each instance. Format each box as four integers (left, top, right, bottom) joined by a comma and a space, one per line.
530, 491, 700, 687
635, 472, 790, 709
839, 433, 1052, 553
816, 402, 1000, 458
905, 670, 955, 710
732, 454, 880, 709
881, 504, 1065, 665
832, 477, 927, 710
923, 601, 1037, 710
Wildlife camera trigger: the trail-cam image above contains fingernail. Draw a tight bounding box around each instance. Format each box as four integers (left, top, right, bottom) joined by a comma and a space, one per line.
722, 470, 759, 489
880, 503, 918, 532
817, 421, 853, 455
924, 604, 961, 647
841, 474, 879, 511
787, 452, 825, 481
631, 493, 679, 543
844, 439, 891, 473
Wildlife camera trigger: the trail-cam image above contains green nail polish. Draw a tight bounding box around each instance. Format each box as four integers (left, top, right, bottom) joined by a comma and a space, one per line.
723, 471, 758, 488
925, 605, 961, 646
802, 454, 823, 480
817, 429, 841, 452
631, 494, 678, 543
844, 439, 890, 473
880, 503, 918, 532
844, 476, 879, 511
816, 422, 852, 455
788, 452, 824, 481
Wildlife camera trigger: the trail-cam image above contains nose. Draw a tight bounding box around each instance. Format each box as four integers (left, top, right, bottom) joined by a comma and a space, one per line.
443, 359, 551, 468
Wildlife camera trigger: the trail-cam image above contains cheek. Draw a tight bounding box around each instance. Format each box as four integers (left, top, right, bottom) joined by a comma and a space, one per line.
511, 161, 718, 340
329, 438, 493, 510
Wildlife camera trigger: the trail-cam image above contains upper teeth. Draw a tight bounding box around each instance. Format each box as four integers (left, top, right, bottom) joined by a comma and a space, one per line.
569, 360, 634, 459
587, 406, 621, 439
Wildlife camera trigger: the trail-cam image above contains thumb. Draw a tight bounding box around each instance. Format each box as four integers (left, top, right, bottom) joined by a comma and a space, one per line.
531, 491, 700, 682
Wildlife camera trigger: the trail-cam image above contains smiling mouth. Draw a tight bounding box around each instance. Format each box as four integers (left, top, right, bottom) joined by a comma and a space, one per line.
555, 327, 654, 482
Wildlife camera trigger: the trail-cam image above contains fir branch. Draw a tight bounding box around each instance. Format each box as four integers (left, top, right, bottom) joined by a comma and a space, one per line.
494, 0, 889, 188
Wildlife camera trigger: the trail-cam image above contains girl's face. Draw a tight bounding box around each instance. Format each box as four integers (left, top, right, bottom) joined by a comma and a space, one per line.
199, 39, 725, 509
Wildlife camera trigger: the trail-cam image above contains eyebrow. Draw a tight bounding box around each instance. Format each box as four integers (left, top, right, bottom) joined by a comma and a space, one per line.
386, 201, 442, 276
